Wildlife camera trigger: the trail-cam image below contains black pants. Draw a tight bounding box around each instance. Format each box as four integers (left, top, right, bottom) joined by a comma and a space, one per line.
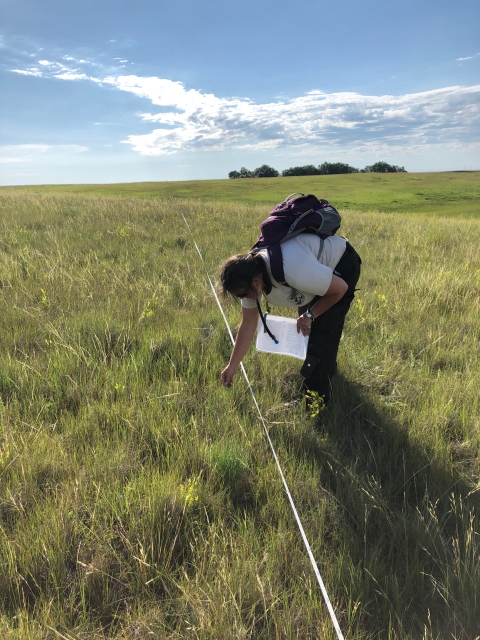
298, 242, 361, 402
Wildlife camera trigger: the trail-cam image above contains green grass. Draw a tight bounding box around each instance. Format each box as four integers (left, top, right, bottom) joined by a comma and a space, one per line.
2, 170, 480, 217
0, 189, 479, 638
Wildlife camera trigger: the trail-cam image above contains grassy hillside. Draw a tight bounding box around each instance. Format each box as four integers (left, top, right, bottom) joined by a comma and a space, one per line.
0, 191, 479, 638
3, 170, 480, 217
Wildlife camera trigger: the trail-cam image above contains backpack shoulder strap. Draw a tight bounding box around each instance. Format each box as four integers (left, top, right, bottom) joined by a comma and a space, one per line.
267, 245, 289, 286
317, 237, 324, 261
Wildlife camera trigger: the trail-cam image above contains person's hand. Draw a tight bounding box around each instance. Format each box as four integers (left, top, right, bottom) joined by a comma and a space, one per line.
297, 314, 313, 337
221, 364, 237, 387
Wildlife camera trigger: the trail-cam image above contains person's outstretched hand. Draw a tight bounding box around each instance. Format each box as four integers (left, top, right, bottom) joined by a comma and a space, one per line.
221, 364, 237, 387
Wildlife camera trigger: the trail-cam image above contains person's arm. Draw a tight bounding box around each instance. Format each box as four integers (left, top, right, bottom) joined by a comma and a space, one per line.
297, 274, 348, 336
221, 305, 259, 386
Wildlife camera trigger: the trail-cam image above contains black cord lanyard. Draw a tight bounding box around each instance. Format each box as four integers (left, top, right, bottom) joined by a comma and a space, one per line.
256, 299, 279, 344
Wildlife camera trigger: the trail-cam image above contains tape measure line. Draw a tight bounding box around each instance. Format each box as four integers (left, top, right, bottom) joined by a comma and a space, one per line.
181, 213, 344, 640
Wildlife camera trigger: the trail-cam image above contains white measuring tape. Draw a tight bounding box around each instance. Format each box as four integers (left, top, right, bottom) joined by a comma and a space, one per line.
181, 214, 345, 640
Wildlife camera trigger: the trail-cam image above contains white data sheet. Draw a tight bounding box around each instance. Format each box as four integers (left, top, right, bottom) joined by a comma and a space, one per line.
256, 315, 308, 360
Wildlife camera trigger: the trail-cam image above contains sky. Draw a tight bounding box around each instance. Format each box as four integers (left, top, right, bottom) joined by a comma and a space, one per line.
1, 0, 479, 185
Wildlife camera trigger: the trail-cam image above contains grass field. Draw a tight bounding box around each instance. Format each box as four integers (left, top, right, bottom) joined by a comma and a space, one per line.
4, 170, 480, 217
0, 177, 479, 638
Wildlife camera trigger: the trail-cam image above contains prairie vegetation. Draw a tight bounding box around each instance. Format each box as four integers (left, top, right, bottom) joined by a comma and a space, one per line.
7, 170, 480, 217
0, 186, 479, 638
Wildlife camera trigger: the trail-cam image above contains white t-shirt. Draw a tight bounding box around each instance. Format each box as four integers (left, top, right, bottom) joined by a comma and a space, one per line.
241, 234, 347, 309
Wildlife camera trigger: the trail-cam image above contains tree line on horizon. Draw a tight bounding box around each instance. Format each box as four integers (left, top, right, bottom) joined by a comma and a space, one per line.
228, 161, 407, 178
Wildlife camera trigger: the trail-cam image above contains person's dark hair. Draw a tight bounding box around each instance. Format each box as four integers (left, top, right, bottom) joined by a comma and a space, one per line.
219, 252, 272, 297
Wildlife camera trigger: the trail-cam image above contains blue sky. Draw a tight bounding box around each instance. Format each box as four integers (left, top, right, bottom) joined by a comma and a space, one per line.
1, 0, 479, 185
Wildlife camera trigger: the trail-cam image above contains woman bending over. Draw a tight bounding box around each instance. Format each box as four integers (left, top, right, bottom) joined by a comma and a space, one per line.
219, 233, 361, 403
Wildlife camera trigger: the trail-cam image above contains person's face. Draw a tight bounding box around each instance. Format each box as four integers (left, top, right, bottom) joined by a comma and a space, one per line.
235, 276, 263, 300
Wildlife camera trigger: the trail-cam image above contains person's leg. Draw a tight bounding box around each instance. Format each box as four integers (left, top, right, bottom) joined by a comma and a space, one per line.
302, 296, 351, 401
299, 243, 361, 403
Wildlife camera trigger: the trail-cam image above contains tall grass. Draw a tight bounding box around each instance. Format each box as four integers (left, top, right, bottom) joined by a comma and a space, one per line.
0, 191, 478, 638
4, 170, 480, 217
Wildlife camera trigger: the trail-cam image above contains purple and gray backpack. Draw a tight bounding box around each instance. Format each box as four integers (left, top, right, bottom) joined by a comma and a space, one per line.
252, 193, 342, 287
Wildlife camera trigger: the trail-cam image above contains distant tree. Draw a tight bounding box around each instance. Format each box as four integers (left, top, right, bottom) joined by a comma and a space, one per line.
363, 161, 407, 173
228, 165, 279, 178
282, 164, 320, 176
229, 160, 399, 178
253, 164, 279, 178
317, 162, 359, 175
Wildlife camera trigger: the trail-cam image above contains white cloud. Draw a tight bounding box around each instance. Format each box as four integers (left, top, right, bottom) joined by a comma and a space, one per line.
54, 72, 88, 80
11, 69, 44, 77
38, 59, 53, 66
0, 144, 89, 164
111, 79, 480, 156
8, 52, 480, 157
456, 53, 480, 61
